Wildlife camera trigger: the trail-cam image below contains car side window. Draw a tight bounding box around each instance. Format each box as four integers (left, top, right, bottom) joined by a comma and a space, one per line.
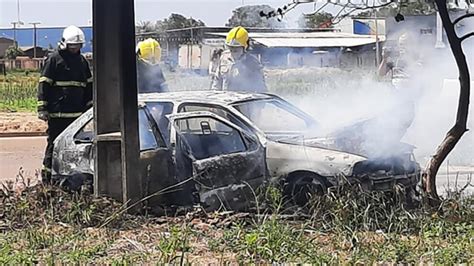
139, 108, 159, 151
179, 103, 253, 133
146, 102, 174, 145
176, 116, 247, 160
74, 119, 94, 142
73, 110, 159, 151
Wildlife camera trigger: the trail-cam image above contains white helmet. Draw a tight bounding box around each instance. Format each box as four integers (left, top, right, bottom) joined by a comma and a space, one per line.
59, 25, 85, 50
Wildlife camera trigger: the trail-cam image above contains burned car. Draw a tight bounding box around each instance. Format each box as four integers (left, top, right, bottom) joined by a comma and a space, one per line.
52, 91, 420, 210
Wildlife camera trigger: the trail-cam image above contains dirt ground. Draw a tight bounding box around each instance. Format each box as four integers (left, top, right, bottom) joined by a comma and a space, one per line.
0, 136, 45, 182
0, 112, 45, 183
0, 112, 46, 134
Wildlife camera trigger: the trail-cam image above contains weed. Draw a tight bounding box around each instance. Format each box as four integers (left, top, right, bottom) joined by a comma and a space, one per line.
0, 72, 38, 112
157, 224, 192, 263
0, 177, 472, 264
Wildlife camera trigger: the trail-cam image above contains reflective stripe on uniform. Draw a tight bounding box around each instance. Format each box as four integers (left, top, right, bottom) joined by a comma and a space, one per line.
54, 81, 87, 87
87, 77, 93, 83
37, 100, 48, 107
42, 166, 51, 173
39, 76, 54, 84
49, 112, 83, 118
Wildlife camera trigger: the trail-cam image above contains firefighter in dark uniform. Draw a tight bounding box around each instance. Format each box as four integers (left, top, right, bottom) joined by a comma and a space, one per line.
37, 25, 93, 183
136, 38, 168, 93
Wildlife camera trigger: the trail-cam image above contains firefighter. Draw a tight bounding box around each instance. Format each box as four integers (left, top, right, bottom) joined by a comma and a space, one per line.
211, 26, 267, 92
37, 25, 93, 183
136, 38, 168, 93
208, 48, 223, 86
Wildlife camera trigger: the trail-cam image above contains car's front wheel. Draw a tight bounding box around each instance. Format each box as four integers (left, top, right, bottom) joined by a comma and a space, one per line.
284, 173, 327, 206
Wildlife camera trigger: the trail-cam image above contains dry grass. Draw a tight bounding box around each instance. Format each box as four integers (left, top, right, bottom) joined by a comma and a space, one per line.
0, 177, 472, 264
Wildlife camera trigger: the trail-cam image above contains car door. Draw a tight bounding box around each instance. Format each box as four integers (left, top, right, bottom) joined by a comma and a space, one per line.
169, 111, 267, 211
55, 107, 176, 208
53, 109, 94, 178
137, 106, 177, 208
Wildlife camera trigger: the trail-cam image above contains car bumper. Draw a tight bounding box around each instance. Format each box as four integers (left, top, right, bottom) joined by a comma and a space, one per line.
357, 172, 420, 191
325, 171, 420, 191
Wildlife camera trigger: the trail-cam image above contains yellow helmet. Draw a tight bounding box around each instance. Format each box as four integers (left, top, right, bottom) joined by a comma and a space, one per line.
225, 26, 249, 49
137, 38, 161, 62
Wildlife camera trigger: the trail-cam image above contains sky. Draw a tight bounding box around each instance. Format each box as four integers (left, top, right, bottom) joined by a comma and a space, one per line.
0, 0, 333, 28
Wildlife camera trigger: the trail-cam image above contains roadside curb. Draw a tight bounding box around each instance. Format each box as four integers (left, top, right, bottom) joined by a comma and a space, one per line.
0, 132, 46, 138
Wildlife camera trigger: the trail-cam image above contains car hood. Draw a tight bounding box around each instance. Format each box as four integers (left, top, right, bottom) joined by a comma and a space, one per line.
265, 140, 366, 177
275, 102, 416, 158
328, 102, 415, 157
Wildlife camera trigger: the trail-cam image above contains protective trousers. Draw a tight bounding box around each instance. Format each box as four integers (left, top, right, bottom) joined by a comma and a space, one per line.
42, 118, 76, 183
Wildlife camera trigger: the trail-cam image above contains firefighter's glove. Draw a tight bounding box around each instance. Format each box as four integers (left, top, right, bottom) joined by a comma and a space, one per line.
38, 111, 49, 121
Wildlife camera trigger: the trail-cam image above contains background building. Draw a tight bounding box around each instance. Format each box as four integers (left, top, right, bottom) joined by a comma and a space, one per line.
0, 26, 93, 54
0, 37, 16, 58
138, 26, 384, 73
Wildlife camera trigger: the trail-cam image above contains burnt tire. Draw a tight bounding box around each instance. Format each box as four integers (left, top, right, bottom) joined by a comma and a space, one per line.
284, 173, 327, 206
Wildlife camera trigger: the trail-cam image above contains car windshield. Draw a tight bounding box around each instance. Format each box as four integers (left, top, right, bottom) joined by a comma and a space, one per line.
232, 99, 320, 141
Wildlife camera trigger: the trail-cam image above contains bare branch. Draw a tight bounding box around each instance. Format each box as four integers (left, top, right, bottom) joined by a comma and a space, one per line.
460, 32, 474, 41
331, 0, 396, 11
266, 0, 396, 21
453, 13, 474, 25
333, 3, 351, 20
457, 173, 473, 194
303, 2, 330, 16
280, 3, 299, 17
332, 8, 357, 25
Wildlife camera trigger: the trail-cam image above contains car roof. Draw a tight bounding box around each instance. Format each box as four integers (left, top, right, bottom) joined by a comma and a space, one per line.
137, 90, 274, 105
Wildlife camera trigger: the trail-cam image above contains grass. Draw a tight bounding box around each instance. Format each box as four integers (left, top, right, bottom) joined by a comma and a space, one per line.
0, 71, 39, 112
0, 67, 375, 113
0, 175, 472, 264
0, 68, 472, 263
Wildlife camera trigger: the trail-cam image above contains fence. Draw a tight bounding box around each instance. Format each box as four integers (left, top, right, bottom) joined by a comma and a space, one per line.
0, 58, 46, 71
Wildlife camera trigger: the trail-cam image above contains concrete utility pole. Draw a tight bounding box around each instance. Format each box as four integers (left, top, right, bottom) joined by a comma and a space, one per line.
374, 10, 380, 67
11, 22, 19, 48
29, 22, 41, 58
17, 0, 21, 24
93, 0, 141, 210
435, 11, 446, 48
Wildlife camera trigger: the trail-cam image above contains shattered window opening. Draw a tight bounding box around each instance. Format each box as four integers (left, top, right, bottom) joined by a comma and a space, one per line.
178, 103, 254, 133
74, 119, 94, 142
175, 116, 247, 160
233, 99, 315, 135
138, 108, 159, 151
146, 102, 174, 145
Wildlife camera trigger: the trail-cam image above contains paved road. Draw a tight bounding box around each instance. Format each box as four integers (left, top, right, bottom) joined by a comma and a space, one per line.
0, 136, 46, 183
0, 136, 472, 194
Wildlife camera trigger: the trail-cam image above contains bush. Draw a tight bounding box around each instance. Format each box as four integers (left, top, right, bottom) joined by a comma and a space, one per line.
4, 46, 23, 60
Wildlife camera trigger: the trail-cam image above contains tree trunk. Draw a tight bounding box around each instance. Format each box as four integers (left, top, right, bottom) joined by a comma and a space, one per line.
423, 0, 471, 205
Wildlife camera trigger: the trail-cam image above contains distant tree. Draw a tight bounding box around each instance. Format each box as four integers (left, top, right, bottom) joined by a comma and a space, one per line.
161, 13, 205, 30
299, 11, 334, 28
136, 14, 205, 34
356, 2, 436, 17
5, 46, 23, 59
226, 5, 284, 28
136, 20, 155, 33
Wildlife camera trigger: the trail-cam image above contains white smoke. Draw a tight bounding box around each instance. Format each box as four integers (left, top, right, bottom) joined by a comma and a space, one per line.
270, 21, 474, 166
163, 16, 473, 167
